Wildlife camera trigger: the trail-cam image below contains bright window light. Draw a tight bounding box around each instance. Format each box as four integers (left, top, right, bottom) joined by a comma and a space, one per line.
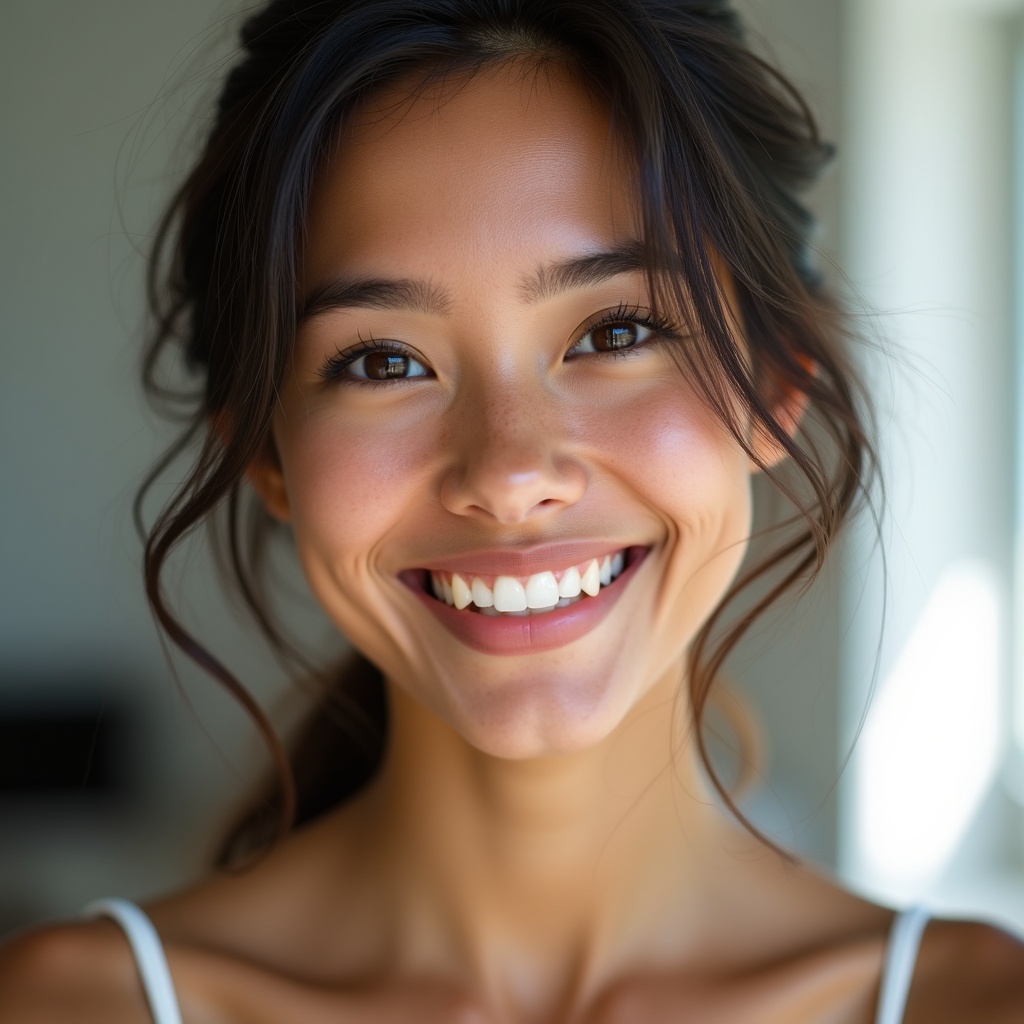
1015, 34, 1024, 773
856, 561, 1002, 889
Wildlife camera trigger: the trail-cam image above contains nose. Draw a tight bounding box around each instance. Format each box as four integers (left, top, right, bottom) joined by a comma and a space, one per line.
439, 381, 587, 524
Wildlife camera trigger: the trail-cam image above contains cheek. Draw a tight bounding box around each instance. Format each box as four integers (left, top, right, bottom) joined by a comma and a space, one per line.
275, 405, 438, 563
582, 378, 751, 530
585, 379, 753, 631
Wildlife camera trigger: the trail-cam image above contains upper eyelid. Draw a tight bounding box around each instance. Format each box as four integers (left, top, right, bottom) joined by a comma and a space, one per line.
317, 336, 427, 376
576, 302, 672, 328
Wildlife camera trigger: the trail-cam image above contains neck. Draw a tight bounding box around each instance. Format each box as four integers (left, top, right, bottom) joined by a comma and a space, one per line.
356, 661, 741, 1020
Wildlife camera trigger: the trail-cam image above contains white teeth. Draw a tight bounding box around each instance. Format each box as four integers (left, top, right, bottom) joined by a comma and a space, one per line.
471, 577, 494, 608
557, 565, 581, 598
430, 550, 631, 613
580, 559, 601, 597
525, 571, 559, 610
451, 573, 472, 610
612, 551, 624, 578
493, 576, 528, 612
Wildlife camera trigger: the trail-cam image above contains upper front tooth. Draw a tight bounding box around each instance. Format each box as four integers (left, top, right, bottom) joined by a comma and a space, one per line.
471, 577, 494, 608
611, 551, 624, 578
599, 555, 612, 586
558, 565, 582, 598
525, 571, 559, 609
442, 576, 455, 606
580, 559, 601, 596
493, 576, 527, 612
451, 573, 472, 610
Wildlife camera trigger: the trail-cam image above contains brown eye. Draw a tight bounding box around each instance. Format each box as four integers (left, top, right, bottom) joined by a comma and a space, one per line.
363, 352, 412, 379
345, 348, 429, 382
570, 319, 654, 357
593, 322, 640, 351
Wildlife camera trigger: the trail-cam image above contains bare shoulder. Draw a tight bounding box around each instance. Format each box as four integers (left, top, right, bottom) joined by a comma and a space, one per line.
908, 918, 1024, 1024
0, 918, 149, 1024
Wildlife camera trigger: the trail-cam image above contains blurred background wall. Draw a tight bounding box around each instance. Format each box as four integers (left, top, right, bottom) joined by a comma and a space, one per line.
836, 0, 1024, 925
2, 0, 1023, 935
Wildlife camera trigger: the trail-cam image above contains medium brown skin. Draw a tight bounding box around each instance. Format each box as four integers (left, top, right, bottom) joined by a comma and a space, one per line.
3, 63, 1022, 1024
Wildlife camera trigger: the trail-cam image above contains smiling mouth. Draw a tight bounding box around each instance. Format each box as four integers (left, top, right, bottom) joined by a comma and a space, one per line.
408, 547, 644, 617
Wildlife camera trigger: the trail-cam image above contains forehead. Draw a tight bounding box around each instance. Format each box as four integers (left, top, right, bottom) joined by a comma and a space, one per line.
302, 62, 642, 289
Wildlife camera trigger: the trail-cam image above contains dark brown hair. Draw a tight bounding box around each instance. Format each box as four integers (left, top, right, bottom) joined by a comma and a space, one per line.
136, 0, 878, 865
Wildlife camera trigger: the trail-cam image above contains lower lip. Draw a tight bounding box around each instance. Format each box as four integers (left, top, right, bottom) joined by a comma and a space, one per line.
403, 547, 649, 655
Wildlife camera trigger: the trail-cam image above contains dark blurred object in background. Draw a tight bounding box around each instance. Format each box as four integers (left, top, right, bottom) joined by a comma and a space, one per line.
0, 703, 126, 798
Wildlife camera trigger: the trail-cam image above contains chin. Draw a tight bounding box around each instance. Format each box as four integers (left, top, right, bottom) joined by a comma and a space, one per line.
433, 656, 653, 760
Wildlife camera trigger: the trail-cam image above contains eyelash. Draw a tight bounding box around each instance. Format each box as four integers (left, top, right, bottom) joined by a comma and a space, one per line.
567, 303, 680, 360
315, 303, 681, 387
316, 335, 417, 388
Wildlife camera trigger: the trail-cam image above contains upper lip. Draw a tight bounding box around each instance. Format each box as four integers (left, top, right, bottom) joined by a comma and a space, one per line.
414, 541, 641, 578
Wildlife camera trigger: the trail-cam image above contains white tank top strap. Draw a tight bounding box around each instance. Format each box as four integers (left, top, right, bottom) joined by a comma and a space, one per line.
875, 905, 931, 1024
82, 898, 184, 1024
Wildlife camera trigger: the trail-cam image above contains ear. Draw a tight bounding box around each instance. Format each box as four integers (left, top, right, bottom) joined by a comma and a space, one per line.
246, 445, 293, 522
748, 359, 813, 472
210, 413, 293, 522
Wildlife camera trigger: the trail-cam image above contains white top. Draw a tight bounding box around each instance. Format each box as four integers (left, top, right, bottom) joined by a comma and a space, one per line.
84, 899, 930, 1024
875, 905, 931, 1024
83, 899, 183, 1024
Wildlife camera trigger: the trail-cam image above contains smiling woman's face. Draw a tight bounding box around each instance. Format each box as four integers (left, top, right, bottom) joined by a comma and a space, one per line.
258, 62, 757, 759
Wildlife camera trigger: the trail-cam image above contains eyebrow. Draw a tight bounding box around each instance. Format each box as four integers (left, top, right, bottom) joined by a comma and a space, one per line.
297, 238, 649, 324
518, 238, 648, 303
299, 277, 453, 324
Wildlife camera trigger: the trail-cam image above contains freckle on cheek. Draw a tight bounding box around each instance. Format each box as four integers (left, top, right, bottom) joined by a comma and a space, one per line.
293, 425, 430, 529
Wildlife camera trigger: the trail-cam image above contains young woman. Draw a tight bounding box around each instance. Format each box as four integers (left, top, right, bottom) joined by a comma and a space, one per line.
2, 0, 1022, 1021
